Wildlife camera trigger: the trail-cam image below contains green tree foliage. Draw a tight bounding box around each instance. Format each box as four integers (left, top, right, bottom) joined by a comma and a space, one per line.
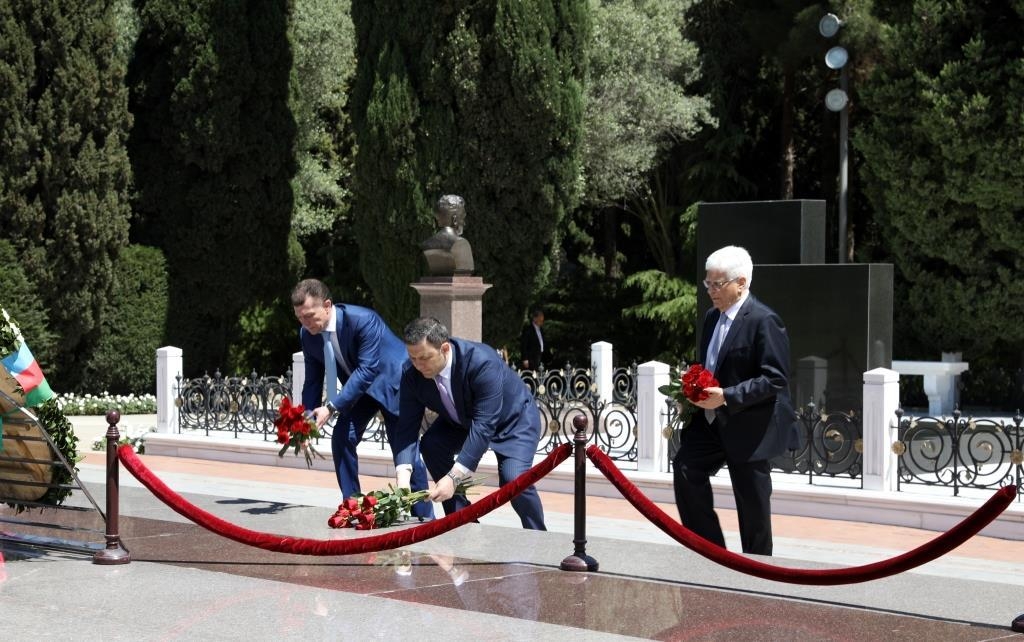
350, 1, 588, 343
0, 240, 56, 363
289, 0, 355, 241
857, 0, 1024, 406
622, 202, 700, 357
128, 0, 297, 375
582, 0, 713, 211
0, 0, 132, 389
552, 1, 712, 363
83, 245, 168, 395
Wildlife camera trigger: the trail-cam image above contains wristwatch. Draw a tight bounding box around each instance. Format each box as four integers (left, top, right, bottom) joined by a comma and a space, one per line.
325, 401, 338, 417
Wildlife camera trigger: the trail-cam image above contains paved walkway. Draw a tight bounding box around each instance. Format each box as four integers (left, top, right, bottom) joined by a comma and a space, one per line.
1, 418, 1023, 639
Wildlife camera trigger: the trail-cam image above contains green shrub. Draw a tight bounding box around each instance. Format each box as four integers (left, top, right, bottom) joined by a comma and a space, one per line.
81, 245, 168, 395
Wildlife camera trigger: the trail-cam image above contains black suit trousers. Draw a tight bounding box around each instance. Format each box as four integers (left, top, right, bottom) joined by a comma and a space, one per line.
672, 419, 774, 555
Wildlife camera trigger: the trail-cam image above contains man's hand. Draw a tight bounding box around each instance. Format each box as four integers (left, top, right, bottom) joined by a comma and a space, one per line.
428, 474, 457, 503
311, 406, 332, 427
695, 386, 727, 409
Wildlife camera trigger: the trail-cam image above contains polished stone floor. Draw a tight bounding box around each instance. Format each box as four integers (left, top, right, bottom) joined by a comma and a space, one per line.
2, 452, 1023, 641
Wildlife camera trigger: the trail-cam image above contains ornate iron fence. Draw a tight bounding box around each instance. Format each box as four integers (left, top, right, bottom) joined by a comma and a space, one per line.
665, 401, 864, 486
894, 408, 1024, 499
175, 363, 641, 462
520, 363, 638, 461
175, 370, 291, 438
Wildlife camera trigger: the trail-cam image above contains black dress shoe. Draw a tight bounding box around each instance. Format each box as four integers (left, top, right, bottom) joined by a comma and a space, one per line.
1012, 612, 1024, 633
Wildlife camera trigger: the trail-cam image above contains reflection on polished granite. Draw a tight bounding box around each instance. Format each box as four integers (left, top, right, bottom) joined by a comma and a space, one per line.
4, 465, 1024, 642
4, 504, 1020, 641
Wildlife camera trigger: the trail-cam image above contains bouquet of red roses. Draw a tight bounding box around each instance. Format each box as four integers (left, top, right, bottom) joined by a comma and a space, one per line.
328, 478, 485, 530
659, 363, 719, 429
274, 397, 325, 468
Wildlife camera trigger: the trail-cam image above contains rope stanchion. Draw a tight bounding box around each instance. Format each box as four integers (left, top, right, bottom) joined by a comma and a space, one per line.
586, 444, 1017, 585
93, 410, 130, 565
560, 414, 598, 571
117, 442, 571, 556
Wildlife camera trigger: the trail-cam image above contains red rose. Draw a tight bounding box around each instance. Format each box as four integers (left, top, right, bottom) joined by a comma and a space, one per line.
681, 364, 719, 402
354, 511, 376, 530
344, 497, 360, 512
362, 495, 378, 510
328, 508, 352, 528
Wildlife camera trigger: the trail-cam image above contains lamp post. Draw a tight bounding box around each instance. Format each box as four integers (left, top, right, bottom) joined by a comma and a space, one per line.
820, 13, 849, 263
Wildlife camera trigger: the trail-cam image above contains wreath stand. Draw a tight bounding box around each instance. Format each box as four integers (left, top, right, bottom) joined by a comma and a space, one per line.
0, 387, 129, 563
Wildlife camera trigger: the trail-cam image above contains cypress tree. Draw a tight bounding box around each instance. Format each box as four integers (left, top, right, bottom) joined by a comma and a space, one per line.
350, 1, 587, 343
128, 0, 296, 373
0, 0, 132, 388
858, 0, 1024, 406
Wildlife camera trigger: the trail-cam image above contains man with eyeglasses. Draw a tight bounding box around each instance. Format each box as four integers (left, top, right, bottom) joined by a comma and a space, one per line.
673, 245, 800, 556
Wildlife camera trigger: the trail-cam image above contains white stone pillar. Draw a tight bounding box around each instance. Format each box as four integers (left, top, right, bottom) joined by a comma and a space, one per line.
156, 346, 182, 434
862, 367, 900, 491
637, 360, 671, 473
292, 351, 305, 402
941, 351, 964, 412
591, 341, 613, 402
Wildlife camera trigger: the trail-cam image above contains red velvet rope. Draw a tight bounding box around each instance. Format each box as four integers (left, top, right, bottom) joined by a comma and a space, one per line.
586, 444, 1017, 585
117, 443, 571, 556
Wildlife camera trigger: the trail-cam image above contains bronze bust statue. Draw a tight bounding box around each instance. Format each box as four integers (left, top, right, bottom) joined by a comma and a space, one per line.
422, 194, 474, 276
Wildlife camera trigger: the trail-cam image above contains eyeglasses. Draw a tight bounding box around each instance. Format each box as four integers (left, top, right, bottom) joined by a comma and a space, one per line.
702, 277, 738, 291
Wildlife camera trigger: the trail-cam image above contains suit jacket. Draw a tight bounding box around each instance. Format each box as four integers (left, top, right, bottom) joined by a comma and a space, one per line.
519, 322, 547, 369
299, 304, 406, 417
393, 338, 541, 471
700, 294, 800, 462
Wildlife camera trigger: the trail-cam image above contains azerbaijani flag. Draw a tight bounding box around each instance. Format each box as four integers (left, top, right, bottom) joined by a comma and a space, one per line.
1, 341, 55, 407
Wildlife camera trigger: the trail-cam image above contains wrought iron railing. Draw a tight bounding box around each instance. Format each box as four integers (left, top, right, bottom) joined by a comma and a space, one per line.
172, 368, 1024, 500
665, 400, 864, 486
894, 408, 1024, 499
520, 363, 638, 462
176, 363, 641, 461
175, 370, 291, 438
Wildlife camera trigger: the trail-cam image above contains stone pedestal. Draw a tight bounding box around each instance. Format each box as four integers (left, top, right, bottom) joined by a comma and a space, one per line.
411, 276, 492, 342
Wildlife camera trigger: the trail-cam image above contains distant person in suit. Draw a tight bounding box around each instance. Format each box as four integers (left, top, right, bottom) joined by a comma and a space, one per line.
291, 279, 432, 519
519, 308, 548, 370
673, 246, 799, 555
392, 317, 546, 530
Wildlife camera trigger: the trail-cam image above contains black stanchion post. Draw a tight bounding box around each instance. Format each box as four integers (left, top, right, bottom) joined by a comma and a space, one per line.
560, 413, 598, 572
93, 409, 131, 565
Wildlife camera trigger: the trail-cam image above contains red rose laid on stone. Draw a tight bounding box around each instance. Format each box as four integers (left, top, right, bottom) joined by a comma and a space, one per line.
327, 478, 485, 530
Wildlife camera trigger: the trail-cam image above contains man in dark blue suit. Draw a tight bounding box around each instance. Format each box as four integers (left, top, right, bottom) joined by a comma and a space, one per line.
673, 246, 800, 555
391, 317, 546, 530
291, 279, 432, 519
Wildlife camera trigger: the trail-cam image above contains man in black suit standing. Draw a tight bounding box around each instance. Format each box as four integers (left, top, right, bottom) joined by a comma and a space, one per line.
673, 245, 799, 555
519, 308, 547, 370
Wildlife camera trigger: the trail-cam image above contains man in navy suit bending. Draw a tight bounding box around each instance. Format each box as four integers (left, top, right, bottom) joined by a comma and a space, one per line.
291, 279, 432, 519
392, 317, 546, 530
674, 246, 800, 555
